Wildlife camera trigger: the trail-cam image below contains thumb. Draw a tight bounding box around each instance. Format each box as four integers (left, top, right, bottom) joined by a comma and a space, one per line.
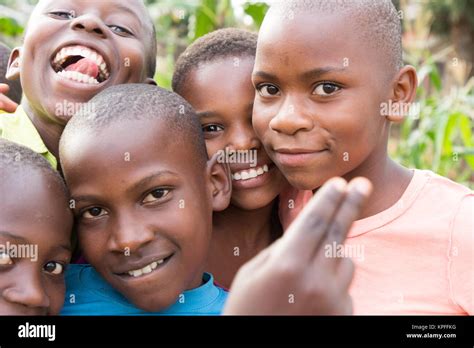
0, 83, 11, 94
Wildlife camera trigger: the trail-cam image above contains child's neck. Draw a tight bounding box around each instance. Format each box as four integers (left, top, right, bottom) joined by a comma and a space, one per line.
213, 202, 275, 248
207, 202, 275, 288
340, 153, 413, 220
21, 100, 64, 160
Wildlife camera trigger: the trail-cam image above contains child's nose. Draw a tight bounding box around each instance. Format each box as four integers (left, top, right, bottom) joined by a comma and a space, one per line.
269, 96, 314, 135
70, 14, 107, 38
228, 124, 261, 151
109, 214, 155, 254
2, 271, 50, 310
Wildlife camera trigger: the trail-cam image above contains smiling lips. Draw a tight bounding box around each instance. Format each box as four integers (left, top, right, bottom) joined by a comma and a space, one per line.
121, 254, 173, 279
232, 164, 269, 181
51, 45, 110, 85
274, 148, 328, 167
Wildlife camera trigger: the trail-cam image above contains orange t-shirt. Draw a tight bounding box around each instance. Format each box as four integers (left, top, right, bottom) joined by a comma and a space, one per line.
279, 170, 473, 315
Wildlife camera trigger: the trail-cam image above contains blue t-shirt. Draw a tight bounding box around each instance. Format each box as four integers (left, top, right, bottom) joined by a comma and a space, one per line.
61, 264, 228, 315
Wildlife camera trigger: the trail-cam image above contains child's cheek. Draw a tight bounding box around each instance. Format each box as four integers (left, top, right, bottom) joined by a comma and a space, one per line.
47, 279, 66, 315
117, 43, 149, 83
78, 227, 105, 263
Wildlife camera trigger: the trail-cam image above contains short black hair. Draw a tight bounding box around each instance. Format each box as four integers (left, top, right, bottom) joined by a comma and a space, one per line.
0, 139, 68, 196
60, 84, 208, 167
172, 28, 257, 95
268, 0, 403, 72
0, 43, 22, 104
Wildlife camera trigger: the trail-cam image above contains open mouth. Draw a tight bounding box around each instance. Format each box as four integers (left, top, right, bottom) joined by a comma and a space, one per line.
119, 254, 174, 279
51, 45, 110, 85
232, 164, 271, 182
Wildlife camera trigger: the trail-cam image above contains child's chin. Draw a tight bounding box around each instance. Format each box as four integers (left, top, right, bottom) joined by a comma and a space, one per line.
232, 192, 277, 211
129, 294, 177, 312
287, 173, 319, 191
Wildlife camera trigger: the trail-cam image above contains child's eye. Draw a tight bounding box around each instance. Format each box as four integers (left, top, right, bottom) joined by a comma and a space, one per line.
202, 124, 224, 133
257, 84, 281, 97
82, 207, 107, 219
0, 252, 13, 266
143, 188, 170, 204
43, 261, 64, 275
313, 83, 341, 96
49, 10, 75, 20
108, 25, 133, 36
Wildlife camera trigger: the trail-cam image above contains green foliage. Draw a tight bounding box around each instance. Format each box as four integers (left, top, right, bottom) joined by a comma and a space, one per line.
0, 17, 23, 37
244, 2, 269, 27
390, 59, 474, 187
149, 0, 268, 90
426, 0, 474, 36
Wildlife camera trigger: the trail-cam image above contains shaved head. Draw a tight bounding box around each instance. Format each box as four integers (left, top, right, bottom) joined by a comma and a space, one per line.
268, 0, 403, 73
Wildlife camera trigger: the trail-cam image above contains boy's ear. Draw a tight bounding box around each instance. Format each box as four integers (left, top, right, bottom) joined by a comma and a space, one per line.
206, 152, 232, 212
144, 77, 157, 86
387, 65, 418, 123
6, 47, 21, 81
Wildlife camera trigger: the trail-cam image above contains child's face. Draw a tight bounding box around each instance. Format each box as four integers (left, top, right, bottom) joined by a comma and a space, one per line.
61, 120, 219, 311
10, 0, 154, 124
181, 57, 287, 210
0, 169, 72, 315
252, 11, 393, 190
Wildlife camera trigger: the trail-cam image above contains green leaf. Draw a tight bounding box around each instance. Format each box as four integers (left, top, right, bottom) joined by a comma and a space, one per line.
243, 2, 269, 28
0, 17, 24, 37
458, 114, 473, 147
429, 64, 442, 91
191, 0, 218, 41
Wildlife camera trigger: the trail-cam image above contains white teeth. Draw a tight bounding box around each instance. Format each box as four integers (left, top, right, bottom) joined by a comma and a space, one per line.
232, 164, 271, 181
57, 69, 99, 85
127, 259, 166, 278
248, 169, 258, 178
52, 44, 109, 80
130, 269, 142, 277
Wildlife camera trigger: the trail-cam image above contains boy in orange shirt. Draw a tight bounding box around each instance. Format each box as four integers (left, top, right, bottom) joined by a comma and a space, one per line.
253, 0, 473, 314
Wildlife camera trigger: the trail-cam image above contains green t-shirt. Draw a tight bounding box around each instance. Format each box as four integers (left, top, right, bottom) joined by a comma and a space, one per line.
0, 106, 57, 169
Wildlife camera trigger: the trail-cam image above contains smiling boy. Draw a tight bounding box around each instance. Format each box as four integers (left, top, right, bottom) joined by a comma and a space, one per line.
252, 0, 473, 314
59, 84, 231, 314
172, 28, 290, 288
1, 0, 156, 168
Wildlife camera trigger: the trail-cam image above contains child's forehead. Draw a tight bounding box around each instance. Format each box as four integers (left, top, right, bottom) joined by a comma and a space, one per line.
35, 0, 147, 13
0, 169, 72, 241
64, 119, 199, 171
259, 1, 402, 72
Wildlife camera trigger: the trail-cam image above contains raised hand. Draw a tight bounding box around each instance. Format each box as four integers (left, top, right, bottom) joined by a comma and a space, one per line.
0, 84, 18, 113
224, 177, 372, 315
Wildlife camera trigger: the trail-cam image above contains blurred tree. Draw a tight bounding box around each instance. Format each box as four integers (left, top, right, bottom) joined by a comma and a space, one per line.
427, 0, 474, 69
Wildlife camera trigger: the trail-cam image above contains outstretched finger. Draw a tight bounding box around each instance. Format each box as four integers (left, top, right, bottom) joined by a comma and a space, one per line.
278, 177, 347, 261
316, 177, 372, 264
